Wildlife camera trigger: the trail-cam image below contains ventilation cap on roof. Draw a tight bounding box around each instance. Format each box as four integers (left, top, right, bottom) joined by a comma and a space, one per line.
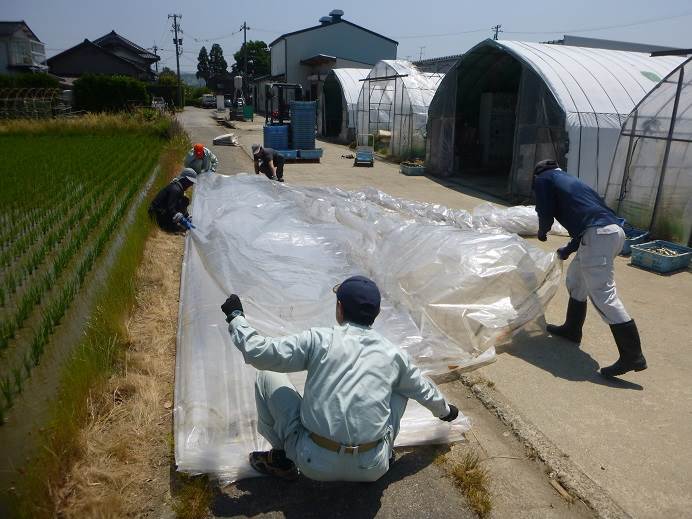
319, 16, 332, 25
330, 9, 344, 21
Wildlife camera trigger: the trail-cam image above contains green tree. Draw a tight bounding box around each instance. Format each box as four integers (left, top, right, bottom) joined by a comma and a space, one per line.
157, 67, 177, 86
208, 43, 228, 80
196, 46, 210, 82
232, 40, 270, 77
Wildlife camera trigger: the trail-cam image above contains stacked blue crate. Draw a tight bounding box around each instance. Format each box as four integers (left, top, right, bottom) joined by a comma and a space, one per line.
290, 101, 316, 150
263, 125, 289, 150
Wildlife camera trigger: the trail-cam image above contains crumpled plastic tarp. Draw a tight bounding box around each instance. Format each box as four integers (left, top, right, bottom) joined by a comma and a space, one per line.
175, 174, 561, 481
472, 203, 570, 236
353, 189, 569, 237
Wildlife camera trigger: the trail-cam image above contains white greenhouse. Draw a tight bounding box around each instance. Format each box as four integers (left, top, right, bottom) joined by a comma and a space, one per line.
356, 60, 443, 160
318, 68, 370, 144
426, 39, 685, 199
605, 56, 692, 246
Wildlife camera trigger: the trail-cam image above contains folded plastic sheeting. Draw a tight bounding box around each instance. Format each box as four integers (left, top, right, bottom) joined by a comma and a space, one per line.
175, 174, 561, 481
354, 189, 569, 237
472, 203, 570, 236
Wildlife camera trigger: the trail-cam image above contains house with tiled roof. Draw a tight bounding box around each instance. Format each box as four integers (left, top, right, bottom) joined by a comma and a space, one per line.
48, 30, 159, 81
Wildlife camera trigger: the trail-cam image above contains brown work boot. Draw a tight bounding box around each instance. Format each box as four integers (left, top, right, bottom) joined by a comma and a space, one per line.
249, 450, 299, 481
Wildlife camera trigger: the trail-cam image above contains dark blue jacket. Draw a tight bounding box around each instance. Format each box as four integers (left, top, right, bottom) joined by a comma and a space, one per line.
534, 169, 623, 254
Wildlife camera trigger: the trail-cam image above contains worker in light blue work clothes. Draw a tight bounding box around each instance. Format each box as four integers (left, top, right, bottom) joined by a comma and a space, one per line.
533, 159, 647, 379
220, 276, 459, 482
184, 143, 218, 174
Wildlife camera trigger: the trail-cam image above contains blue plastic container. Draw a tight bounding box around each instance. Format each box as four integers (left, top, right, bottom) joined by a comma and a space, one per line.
263, 125, 289, 150
277, 150, 298, 160
630, 240, 692, 273
298, 149, 323, 160
620, 226, 650, 256
290, 101, 316, 150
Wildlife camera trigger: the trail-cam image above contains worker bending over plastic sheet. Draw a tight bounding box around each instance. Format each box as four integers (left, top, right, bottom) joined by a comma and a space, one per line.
175, 174, 560, 482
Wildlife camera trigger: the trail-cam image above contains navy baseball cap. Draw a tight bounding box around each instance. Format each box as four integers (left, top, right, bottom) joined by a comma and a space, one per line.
534, 159, 559, 176
333, 275, 381, 325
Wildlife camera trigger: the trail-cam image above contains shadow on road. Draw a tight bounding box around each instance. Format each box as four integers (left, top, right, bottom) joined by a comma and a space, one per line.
211, 446, 449, 519
499, 328, 643, 391
425, 175, 513, 205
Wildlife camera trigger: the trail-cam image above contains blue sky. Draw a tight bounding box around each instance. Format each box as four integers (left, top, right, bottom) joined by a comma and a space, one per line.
4, 0, 691, 72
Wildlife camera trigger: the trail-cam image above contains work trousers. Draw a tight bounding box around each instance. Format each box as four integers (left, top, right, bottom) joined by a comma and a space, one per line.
254, 370, 405, 482
259, 157, 285, 180
565, 225, 630, 325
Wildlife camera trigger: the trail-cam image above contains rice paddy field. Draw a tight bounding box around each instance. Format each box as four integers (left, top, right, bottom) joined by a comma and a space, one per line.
0, 112, 186, 515
0, 133, 162, 421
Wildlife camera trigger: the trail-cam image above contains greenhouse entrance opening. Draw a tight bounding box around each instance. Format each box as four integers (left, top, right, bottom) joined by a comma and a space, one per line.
322, 74, 343, 138
452, 52, 521, 198
356, 60, 443, 161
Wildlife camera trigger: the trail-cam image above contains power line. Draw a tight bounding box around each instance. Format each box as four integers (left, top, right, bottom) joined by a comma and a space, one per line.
392, 10, 692, 40
394, 28, 487, 40
504, 10, 692, 35
185, 27, 243, 43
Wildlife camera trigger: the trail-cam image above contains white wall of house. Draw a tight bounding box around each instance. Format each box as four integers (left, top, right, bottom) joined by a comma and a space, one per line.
0, 27, 47, 74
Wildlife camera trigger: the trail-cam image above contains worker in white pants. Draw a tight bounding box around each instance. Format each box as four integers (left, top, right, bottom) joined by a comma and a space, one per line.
533, 160, 647, 378
565, 225, 630, 325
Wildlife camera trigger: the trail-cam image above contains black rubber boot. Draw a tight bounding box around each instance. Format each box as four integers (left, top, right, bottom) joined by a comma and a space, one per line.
546, 298, 587, 344
600, 320, 647, 378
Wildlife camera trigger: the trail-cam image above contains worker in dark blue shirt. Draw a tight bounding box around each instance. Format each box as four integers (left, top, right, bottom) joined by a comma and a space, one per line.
533, 159, 647, 379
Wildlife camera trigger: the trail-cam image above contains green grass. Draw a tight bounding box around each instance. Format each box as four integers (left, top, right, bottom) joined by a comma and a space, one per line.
0, 114, 189, 517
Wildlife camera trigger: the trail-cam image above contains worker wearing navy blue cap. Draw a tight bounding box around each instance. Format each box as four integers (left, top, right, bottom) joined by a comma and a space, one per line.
221, 275, 459, 482
533, 159, 647, 379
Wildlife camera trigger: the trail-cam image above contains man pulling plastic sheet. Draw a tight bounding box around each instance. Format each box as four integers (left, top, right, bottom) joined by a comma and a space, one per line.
174, 174, 560, 482
220, 276, 460, 482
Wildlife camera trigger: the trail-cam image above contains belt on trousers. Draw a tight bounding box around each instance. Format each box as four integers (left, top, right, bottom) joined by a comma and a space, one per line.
308, 432, 380, 455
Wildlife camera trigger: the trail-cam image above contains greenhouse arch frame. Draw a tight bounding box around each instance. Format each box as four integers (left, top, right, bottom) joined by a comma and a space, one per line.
318, 68, 369, 144
426, 39, 685, 199
356, 60, 443, 160
605, 56, 692, 246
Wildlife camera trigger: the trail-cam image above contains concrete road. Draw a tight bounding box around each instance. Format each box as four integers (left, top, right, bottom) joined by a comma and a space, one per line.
178, 107, 692, 517
223, 115, 692, 519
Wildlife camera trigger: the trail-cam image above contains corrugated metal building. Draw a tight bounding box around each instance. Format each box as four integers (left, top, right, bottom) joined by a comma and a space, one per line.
269, 10, 397, 101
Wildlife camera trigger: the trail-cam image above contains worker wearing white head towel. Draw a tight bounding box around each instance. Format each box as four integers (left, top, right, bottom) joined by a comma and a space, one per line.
533, 159, 647, 379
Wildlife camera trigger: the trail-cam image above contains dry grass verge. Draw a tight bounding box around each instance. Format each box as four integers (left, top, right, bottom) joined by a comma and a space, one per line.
445, 450, 493, 518
56, 230, 184, 517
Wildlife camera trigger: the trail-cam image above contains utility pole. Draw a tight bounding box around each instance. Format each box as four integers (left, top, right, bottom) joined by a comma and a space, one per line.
418, 46, 425, 61
151, 44, 159, 73
169, 14, 183, 107
240, 21, 250, 78
491, 24, 503, 40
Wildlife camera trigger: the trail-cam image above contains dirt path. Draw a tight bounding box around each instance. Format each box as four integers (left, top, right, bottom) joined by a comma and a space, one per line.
56, 231, 184, 518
